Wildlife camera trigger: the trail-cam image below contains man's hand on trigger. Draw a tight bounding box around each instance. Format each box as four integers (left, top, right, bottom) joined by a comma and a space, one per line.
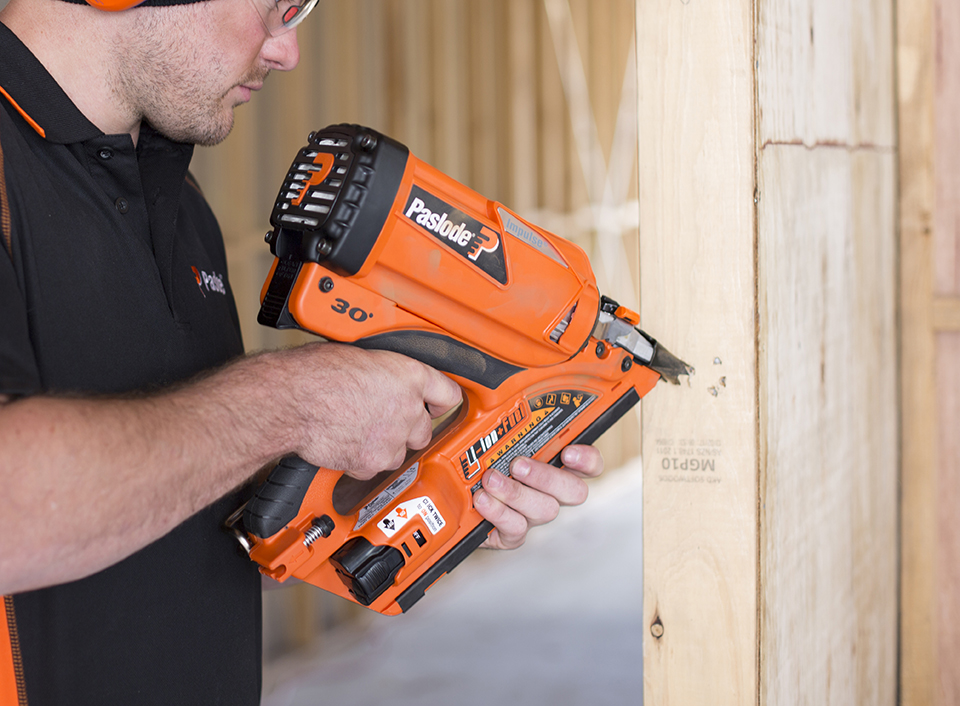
289, 343, 461, 480
473, 444, 604, 550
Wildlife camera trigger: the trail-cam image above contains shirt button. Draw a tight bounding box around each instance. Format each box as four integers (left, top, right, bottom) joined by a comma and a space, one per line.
115, 197, 129, 214
98, 148, 113, 160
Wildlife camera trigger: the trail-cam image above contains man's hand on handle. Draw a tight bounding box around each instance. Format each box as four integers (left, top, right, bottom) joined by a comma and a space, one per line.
285, 343, 462, 479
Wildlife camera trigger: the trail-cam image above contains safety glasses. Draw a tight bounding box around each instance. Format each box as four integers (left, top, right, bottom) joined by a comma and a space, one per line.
251, 0, 319, 36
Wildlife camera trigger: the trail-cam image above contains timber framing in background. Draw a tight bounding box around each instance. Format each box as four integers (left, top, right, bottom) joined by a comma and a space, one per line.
900, 0, 960, 702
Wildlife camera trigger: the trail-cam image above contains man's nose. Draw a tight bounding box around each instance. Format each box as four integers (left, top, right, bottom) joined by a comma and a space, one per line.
262, 28, 300, 72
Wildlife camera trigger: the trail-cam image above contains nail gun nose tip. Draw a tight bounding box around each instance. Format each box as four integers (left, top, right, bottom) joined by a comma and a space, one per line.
648, 345, 695, 385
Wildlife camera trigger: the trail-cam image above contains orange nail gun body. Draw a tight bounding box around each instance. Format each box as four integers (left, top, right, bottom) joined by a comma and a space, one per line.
228, 125, 689, 615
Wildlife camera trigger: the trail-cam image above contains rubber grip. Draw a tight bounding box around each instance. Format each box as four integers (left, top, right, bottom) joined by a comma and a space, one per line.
243, 455, 319, 539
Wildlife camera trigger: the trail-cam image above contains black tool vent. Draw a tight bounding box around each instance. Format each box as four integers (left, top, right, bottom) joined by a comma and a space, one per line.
266, 125, 410, 276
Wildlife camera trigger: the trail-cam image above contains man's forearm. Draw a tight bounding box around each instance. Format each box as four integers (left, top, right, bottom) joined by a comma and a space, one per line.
0, 351, 300, 594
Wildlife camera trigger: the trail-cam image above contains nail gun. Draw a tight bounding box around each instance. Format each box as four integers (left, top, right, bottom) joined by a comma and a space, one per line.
225, 124, 691, 615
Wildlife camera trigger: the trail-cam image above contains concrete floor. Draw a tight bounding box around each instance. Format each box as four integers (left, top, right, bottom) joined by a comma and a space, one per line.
261, 459, 645, 706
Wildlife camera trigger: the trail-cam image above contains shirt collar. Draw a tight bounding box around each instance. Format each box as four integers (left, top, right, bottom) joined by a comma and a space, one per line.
0, 22, 105, 144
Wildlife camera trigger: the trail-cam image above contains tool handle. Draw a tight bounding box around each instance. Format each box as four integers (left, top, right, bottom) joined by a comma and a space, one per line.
243, 455, 319, 539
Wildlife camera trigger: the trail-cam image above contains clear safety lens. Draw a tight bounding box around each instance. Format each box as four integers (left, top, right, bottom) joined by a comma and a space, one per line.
256, 0, 319, 36
274, 0, 318, 32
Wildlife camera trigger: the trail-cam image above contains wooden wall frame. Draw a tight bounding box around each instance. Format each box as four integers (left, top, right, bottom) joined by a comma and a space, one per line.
638, 0, 899, 702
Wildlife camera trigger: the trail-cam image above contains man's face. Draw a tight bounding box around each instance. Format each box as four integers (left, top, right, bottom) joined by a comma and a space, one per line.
110, 0, 300, 146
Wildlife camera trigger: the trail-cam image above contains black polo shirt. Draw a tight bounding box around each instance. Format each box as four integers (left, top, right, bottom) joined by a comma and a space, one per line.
0, 23, 262, 705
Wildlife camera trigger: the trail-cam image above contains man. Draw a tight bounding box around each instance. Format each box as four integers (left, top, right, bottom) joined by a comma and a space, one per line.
0, 0, 604, 703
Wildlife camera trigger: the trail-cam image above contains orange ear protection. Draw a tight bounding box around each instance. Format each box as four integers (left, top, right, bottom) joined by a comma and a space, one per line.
80, 0, 207, 11
83, 0, 147, 9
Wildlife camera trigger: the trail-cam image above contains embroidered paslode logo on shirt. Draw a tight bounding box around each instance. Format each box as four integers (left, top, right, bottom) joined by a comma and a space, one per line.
191, 266, 227, 297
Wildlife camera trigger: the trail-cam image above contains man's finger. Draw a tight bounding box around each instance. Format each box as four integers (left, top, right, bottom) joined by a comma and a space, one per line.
421, 367, 462, 417
480, 468, 562, 526
557, 444, 604, 479
509, 457, 589, 507
407, 408, 434, 451
474, 490, 528, 550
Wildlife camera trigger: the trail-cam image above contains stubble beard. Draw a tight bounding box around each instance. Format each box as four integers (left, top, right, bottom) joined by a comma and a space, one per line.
111, 10, 269, 146
171, 64, 270, 147
121, 64, 270, 147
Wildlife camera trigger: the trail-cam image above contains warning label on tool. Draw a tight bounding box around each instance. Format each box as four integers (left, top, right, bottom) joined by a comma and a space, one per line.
378, 496, 446, 538
355, 463, 419, 531
476, 390, 596, 476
